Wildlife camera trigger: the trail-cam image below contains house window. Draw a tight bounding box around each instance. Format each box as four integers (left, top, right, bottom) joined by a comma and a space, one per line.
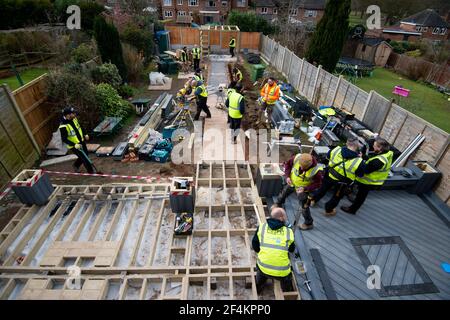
289, 9, 297, 16
189, 11, 193, 16
440, 28, 447, 35
432, 27, 440, 34
236, 0, 246, 7
222, 0, 228, 6
163, 0, 172, 6
273, 8, 277, 14
304, 10, 317, 17
178, 11, 186, 16
189, 0, 198, 6
207, 0, 216, 7
164, 10, 173, 17
261, 7, 268, 14
177, 0, 183, 5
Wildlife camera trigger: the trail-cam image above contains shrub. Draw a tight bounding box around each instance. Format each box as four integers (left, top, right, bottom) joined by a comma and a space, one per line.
91, 63, 122, 89
71, 43, 95, 63
227, 11, 273, 35
121, 23, 154, 61
95, 83, 132, 118
122, 43, 144, 82
118, 84, 134, 99
46, 68, 100, 130
0, 0, 52, 29
94, 16, 128, 80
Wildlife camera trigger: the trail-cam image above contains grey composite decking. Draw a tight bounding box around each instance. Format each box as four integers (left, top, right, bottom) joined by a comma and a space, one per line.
269, 189, 450, 300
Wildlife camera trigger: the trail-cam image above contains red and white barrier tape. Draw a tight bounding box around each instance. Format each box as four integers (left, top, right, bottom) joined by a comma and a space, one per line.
0, 170, 172, 202
41, 170, 170, 183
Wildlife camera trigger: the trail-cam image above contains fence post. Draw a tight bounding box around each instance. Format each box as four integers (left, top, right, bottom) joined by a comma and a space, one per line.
361, 90, 373, 122
297, 58, 305, 95
311, 65, 322, 103
331, 75, 343, 106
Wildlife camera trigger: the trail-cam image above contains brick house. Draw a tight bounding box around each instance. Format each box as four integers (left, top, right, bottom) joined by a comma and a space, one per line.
252, 0, 325, 25
159, 0, 249, 24
375, 9, 449, 42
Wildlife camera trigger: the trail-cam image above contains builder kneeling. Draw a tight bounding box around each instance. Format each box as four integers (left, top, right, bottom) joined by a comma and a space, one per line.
252, 207, 295, 293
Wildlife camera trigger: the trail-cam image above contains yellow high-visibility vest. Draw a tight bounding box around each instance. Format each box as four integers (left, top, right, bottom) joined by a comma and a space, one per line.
228, 91, 244, 119
328, 146, 363, 182
257, 222, 294, 277
356, 151, 393, 185
59, 118, 84, 149
192, 47, 201, 59
229, 38, 236, 48
290, 160, 324, 188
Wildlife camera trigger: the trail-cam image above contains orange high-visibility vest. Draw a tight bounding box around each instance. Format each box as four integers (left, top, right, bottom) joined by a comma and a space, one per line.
260, 83, 280, 105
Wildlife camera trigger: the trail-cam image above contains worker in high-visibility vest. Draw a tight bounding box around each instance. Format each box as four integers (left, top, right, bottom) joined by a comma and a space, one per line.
341, 138, 393, 215
193, 68, 204, 82
258, 77, 281, 128
272, 153, 324, 230
59, 106, 94, 173
192, 44, 201, 71
232, 67, 243, 85
190, 79, 211, 120
252, 207, 295, 293
176, 84, 192, 105
225, 83, 245, 144
229, 36, 236, 57
180, 46, 188, 63
311, 138, 365, 217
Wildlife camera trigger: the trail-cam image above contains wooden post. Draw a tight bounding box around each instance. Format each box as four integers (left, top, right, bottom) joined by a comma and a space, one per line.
361, 90, 374, 123
296, 58, 304, 94
311, 65, 322, 103
331, 75, 343, 106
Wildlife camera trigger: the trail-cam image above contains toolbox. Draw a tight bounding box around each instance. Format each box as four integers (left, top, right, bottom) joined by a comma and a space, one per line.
150, 149, 170, 163
320, 129, 340, 147
138, 143, 155, 161
154, 139, 173, 152
112, 142, 128, 161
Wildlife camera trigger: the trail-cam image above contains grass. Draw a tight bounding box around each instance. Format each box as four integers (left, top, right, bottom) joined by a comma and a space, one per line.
352, 68, 450, 133
349, 11, 366, 27
0, 67, 48, 91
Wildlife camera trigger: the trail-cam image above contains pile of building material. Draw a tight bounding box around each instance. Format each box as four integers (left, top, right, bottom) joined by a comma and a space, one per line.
270, 102, 295, 135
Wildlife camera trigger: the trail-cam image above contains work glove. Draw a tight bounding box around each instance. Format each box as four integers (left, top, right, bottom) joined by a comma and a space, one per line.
74, 144, 82, 150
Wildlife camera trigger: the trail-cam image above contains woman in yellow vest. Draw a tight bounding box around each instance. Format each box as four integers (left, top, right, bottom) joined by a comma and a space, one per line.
225, 84, 245, 144
311, 138, 365, 217
341, 138, 393, 215
252, 207, 295, 293
229, 37, 236, 57
59, 106, 94, 173
272, 153, 324, 230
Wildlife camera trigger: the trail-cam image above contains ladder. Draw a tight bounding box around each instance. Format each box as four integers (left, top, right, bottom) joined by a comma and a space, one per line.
199, 27, 210, 58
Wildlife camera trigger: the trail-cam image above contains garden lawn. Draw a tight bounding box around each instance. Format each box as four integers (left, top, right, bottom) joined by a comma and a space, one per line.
353, 67, 450, 133
1, 68, 48, 91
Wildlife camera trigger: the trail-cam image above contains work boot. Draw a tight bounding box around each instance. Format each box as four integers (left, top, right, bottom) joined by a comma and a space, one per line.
341, 206, 356, 215
324, 209, 337, 217
299, 223, 314, 231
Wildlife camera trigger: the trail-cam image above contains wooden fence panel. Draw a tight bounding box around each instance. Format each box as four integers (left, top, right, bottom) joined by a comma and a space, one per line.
352, 89, 369, 120
333, 78, 350, 109
393, 115, 427, 151
362, 92, 391, 133
412, 127, 448, 163
209, 30, 220, 46
240, 32, 260, 50
13, 74, 54, 150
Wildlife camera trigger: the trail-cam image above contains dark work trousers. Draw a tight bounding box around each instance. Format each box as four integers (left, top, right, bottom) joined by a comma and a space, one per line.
230, 47, 235, 57
71, 143, 94, 173
229, 117, 241, 142
194, 97, 211, 120
256, 265, 294, 293
276, 184, 314, 226
312, 174, 347, 213
348, 182, 377, 213
259, 101, 273, 125
193, 58, 200, 70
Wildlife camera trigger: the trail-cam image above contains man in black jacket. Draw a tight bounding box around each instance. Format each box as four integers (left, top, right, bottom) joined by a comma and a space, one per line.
341, 138, 394, 214
252, 207, 295, 293
59, 106, 94, 173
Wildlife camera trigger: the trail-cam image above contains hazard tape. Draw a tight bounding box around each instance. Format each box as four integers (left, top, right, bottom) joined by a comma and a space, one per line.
41, 170, 170, 183
9, 170, 44, 187
170, 191, 191, 196
0, 187, 12, 202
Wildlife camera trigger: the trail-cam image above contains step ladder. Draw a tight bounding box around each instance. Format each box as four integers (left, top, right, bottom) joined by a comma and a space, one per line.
199, 27, 210, 58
